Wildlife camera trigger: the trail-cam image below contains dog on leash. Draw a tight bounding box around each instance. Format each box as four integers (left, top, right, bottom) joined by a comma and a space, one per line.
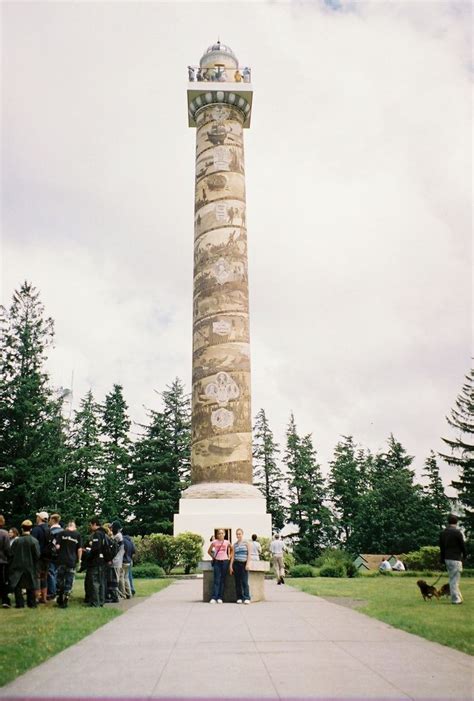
437, 583, 450, 598
416, 579, 440, 601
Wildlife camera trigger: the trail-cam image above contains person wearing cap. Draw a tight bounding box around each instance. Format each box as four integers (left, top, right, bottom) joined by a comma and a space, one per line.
9, 520, 40, 609
105, 521, 124, 603
32, 511, 51, 604
0, 515, 11, 608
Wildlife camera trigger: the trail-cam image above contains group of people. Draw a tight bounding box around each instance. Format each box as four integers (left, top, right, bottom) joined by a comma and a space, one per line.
379, 556, 405, 572
0, 512, 136, 609
207, 529, 286, 604
187, 66, 251, 83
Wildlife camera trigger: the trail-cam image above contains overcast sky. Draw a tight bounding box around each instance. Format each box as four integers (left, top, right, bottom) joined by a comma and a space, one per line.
2, 1, 472, 488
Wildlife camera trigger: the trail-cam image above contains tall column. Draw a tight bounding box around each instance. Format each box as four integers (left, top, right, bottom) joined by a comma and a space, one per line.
192, 103, 252, 487
174, 42, 271, 547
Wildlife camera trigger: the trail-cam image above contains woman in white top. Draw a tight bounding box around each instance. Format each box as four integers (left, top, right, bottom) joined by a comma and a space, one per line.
250, 534, 261, 561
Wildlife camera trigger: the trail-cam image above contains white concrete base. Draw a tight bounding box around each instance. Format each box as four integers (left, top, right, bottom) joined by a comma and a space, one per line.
174, 494, 272, 557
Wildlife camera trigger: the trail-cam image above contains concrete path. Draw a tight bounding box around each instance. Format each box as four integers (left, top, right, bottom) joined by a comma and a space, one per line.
1, 579, 472, 700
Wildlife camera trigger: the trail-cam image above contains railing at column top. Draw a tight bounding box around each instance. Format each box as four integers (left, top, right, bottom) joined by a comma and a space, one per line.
187, 66, 251, 84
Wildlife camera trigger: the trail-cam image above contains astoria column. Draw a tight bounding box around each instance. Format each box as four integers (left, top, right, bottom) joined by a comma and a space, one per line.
174, 42, 271, 548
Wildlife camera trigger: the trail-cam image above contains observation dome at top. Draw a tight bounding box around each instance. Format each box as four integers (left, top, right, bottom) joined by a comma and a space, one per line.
199, 41, 239, 69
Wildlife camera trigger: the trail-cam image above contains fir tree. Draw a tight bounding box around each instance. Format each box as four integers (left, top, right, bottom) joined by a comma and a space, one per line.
100, 384, 131, 522
252, 408, 286, 531
284, 415, 333, 562
0, 282, 65, 523
328, 436, 368, 549
353, 435, 438, 553
439, 369, 474, 536
128, 409, 181, 535
422, 451, 451, 531
160, 378, 191, 487
62, 390, 105, 523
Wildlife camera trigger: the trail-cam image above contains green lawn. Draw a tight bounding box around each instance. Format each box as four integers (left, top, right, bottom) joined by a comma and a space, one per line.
289, 575, 474, 656
0, 577, 172, 687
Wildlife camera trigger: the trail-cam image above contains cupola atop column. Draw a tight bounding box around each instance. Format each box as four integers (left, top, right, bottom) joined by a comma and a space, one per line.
187, 40, 253, 128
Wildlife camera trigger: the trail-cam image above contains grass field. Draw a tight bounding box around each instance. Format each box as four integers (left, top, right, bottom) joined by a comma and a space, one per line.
289, 575, 474, 656
0, 577, 172, 687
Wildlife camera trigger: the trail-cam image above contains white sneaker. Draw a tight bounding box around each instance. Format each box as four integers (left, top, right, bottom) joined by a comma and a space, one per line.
209, 599, 217, 604
243, 600, 250, 605
236, 599, 243, 604
217, 599, 223, 604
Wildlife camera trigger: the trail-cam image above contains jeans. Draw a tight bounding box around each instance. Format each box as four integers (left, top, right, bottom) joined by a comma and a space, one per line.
233, 560, 250, 601
85, 564, 106, 606
0, 563, 10, 606
445, 559, 463, 603
128, 563, 135, 595
56, 565, 76, 595
211, 560, 229, 600
47, 560, 58, 597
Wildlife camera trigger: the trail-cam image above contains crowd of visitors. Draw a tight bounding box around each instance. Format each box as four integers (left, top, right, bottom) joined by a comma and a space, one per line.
0, 512, 136, 609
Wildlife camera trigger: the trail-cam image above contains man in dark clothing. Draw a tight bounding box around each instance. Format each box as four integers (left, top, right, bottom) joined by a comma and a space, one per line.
31, 511, 50, 604
47, 513, 63, 600
439, 513, 466, 605
0, 515, 11, 607
9, 520, 40, 608
84, 517, 107, 607
55, 520, 82, 608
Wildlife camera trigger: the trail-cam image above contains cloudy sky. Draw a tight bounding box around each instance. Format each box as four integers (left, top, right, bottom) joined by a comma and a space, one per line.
2, 1, 472, 488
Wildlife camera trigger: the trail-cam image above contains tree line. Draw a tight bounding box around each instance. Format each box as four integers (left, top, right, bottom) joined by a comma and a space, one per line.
0, 283, 472, 562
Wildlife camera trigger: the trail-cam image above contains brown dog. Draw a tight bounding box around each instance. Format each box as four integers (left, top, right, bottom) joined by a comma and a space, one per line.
417, 579, 440, 601
437, 583, 450, 598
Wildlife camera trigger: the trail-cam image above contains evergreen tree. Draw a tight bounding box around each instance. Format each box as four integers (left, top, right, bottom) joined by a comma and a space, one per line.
328, 436, 368, 550
160, 378, 191, 487
0, 282, 65, 523
62, 390, 104, 523
284, 414, 333, 562
99, 384, 131, 522
353, 435, 437, 553
439, 369, 474, 536
128, 409, 181, 535
422, 451, 451, 531
252, 408, 286, 531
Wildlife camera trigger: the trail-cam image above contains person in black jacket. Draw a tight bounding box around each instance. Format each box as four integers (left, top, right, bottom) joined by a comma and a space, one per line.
84, 517, 107, 607
439, 514, 466, 605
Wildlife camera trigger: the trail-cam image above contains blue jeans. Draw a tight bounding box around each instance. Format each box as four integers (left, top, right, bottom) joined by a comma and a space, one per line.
445, 559, 463, 603
47, 560, 58, 597
212, 560, 229, 600
233, 560, 250, 601
128, 563, 135, 595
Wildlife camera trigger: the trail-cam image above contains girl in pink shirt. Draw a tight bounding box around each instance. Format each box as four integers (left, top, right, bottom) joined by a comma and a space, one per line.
207, 529, 232, 603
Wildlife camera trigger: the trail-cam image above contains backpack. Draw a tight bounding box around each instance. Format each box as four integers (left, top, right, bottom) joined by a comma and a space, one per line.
101, 534, 120, 562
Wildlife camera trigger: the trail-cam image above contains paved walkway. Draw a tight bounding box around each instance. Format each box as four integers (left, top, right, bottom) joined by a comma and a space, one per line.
1, 579, 472, 700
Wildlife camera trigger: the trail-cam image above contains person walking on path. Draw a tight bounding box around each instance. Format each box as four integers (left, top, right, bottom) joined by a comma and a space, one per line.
440, 513, 466, 604
0, 515, 11, 607
250, 533, 261, 562
270, 533, 285, 584
55, 520, 82, 608
230, 528, 251, 604
9, 520, 40, 609
208, 528, 232, 603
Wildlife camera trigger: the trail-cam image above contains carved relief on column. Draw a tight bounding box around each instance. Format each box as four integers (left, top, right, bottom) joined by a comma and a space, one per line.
191, 103, 252, 485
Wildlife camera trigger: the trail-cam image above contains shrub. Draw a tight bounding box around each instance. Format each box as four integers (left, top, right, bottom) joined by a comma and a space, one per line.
290, 564, 315, 577
175, 532, 204, 573
403, 546, 441, 571
132, 563, 165, 578
319, 560, 346, 578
